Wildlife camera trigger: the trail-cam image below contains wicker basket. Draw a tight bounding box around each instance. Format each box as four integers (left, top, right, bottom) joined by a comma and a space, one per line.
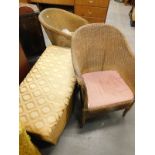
39, 8, 88, 47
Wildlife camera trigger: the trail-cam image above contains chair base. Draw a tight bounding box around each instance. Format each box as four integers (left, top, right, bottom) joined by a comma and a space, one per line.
122, 103, 133, 117
80, 103, 134, 128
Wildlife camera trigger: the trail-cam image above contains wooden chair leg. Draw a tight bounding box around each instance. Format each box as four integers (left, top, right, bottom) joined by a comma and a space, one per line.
122, 103, 134, 117
79, 110, 85, 128
122, 99, 135, 117
122, 108, 130, 117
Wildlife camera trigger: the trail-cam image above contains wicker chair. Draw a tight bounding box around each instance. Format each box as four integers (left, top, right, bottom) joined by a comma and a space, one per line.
71, 23, 135, 127
39, 8, 88, 47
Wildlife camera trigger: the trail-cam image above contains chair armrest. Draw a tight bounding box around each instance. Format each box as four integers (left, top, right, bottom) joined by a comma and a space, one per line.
115, 42, 135, 93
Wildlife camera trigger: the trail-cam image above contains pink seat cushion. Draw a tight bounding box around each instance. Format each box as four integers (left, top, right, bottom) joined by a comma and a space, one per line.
82, 70, 134, 111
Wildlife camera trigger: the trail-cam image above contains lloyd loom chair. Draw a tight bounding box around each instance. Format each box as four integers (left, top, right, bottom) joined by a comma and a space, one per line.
71, 24, 135, 127
39, 8, 88, 47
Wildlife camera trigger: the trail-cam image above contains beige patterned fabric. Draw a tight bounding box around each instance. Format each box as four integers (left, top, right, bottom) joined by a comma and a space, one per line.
19, 45, 76, 144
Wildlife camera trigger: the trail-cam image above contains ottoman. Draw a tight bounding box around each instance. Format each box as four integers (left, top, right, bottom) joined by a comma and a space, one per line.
19, 45, 76, 144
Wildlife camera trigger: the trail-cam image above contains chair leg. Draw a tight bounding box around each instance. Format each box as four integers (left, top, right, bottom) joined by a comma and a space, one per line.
122, 101, 134, 117
122, 108, 129, 117
122, 104, 133, 117
80, 110, 86, 128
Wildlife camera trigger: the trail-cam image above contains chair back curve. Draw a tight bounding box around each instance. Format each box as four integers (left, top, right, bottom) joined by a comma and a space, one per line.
71, 23, 135, 93
39, 8, 88, 47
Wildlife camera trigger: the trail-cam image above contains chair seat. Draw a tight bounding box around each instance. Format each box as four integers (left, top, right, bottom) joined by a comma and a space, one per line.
82, 70, 134, 111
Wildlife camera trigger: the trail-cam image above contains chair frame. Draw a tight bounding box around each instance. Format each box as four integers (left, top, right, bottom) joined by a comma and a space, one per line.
71, 24, 135, 127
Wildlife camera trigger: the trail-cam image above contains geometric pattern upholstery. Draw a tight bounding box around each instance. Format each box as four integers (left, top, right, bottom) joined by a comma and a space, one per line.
19, 46, 76, 144
82, 70, 134, 111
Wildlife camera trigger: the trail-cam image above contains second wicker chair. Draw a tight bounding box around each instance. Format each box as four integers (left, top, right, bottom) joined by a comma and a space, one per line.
71, 23, 135, 127
39, 8, 88, 47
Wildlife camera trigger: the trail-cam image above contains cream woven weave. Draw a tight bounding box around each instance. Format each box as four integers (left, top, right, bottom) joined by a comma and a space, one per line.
39, 8, 88, 47
71, 24, 135, 126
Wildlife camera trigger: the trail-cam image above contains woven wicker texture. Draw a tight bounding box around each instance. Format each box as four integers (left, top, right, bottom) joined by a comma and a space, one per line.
19, 122, 41, 155
39, 8, 88, 47
71, 23, 135, 125
20, 46, 76, 144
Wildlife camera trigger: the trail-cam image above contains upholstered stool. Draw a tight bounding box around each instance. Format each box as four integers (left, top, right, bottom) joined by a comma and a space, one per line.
20, 45, 76, 144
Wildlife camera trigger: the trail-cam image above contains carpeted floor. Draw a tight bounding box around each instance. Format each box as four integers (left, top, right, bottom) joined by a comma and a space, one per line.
38, 1, 135, 155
